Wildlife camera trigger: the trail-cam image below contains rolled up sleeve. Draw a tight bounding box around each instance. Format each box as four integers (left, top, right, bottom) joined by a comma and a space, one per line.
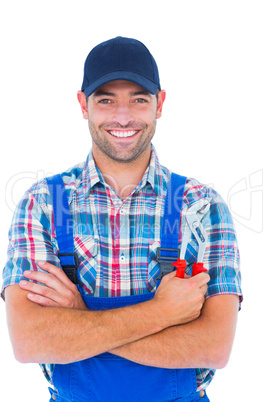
1, 185, 60, 300
202, 191, 243, 308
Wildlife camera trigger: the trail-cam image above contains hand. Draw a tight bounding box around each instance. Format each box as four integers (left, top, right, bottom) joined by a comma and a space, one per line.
19, 261, 88, 310
153, 271, 210, 328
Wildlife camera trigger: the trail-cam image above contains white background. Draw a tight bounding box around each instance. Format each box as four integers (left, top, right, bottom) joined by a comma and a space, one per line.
0, 1, 267, 401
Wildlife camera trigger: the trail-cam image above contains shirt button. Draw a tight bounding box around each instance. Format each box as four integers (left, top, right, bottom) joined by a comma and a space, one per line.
120, 254, 125, 262
199, 390, 205, 398
120, 208, 124, 214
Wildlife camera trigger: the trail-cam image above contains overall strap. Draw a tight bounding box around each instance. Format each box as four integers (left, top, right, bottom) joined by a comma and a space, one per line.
156, 172, 187, 280
46, 174, 81, 285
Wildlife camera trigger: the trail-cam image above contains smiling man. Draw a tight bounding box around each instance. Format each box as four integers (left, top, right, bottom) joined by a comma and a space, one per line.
77, 79, 165, 199
2, 37, 242, 402
82, 82, 161, 162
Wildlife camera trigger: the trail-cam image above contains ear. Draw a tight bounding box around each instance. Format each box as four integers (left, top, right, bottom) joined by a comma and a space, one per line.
156, 90, 166, 119
77, 91, 88, 119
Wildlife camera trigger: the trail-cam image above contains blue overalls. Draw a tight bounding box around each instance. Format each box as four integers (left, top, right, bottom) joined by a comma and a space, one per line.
46, 173, 210, 402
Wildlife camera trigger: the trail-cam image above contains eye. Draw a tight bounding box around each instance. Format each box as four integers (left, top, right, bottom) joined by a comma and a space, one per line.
135, 98, 148, 103
99, 99, 112, 104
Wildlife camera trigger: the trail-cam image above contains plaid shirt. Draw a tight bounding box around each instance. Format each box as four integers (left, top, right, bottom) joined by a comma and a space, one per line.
1, 145, 242, 392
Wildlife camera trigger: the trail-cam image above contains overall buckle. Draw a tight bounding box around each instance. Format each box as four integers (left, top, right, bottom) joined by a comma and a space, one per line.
58, 252, 82, 285
156, 247, 179, 280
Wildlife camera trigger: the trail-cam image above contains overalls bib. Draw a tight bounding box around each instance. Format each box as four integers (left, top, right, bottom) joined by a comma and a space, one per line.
46, 173, 210, 402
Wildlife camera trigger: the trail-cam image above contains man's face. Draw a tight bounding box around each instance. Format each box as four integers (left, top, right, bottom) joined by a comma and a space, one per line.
79, 80, 165, 164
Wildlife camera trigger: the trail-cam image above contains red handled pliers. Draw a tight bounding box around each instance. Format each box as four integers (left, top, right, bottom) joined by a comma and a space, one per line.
172, 202, 209, 278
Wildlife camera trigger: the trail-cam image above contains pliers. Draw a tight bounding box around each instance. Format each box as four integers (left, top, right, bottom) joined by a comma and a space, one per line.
172, 201, 209, 278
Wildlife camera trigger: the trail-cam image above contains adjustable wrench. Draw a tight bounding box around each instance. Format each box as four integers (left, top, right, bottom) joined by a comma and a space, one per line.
172, 201, 209, 278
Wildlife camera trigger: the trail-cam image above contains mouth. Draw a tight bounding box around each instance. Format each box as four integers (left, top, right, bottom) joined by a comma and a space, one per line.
107, 130, 140, 138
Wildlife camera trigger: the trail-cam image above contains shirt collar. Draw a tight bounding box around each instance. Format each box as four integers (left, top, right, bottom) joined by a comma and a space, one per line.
83, 145, 166, 198
82, 150, 103, 198
136, 144, 166, 196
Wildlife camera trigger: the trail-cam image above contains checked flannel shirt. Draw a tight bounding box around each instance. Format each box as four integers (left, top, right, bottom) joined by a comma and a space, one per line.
1, 145, 242, 392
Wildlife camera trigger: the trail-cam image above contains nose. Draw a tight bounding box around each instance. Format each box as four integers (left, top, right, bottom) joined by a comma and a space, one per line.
112, 102, 133, 126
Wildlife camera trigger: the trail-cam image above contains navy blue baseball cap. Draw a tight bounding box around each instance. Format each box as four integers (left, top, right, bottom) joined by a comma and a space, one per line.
81, 36, 161, 97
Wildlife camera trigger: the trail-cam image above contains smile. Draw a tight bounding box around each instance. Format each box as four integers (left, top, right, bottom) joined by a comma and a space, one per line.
107, 130, 140, 138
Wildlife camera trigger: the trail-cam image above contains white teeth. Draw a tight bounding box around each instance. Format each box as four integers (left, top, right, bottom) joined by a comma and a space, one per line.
108, 130, 138, 138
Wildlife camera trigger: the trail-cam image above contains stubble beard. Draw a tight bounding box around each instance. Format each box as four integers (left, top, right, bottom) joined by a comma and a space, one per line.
88, 120, 157, 164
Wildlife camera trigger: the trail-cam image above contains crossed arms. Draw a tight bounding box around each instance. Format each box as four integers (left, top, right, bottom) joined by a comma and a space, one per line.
5, 262, 239, 369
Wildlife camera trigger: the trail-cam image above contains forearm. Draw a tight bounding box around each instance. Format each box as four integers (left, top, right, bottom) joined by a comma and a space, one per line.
6, 286, 163, 364
7, 268, 210, 365
111, 320, 208, 368
110, 295, 239, 370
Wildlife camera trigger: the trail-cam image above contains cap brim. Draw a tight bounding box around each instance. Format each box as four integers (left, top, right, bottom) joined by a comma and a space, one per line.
82, 71, 159, 97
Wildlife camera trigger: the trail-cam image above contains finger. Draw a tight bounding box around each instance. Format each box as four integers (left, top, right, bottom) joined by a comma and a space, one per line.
200, 284, 208, 295
23, 270, 63, 291
38, 261, 76, 288
20, 277, 70, 306
19, 279, 57, 299
191, 272, 210, 286
166, 271, 177, 278
27, 292, 59, 307
24, 264, 75, 293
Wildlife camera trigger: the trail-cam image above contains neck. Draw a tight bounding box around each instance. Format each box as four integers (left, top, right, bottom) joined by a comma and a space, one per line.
93, 147, 152, 199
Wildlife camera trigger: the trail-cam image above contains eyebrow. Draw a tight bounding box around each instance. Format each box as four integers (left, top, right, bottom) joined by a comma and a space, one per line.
92, 89, 152, 98
131, 90, 151, 97
93, 90, 115, 98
